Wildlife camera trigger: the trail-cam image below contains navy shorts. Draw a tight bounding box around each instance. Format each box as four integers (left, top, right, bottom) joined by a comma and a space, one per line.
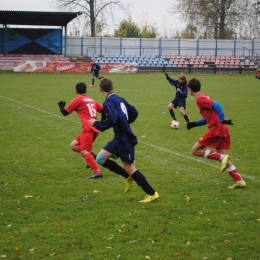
93, 73, 99, 78
103, 139, 135, 163
171, 98, 186, 109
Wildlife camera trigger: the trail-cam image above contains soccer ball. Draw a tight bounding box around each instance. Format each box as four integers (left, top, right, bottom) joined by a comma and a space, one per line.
170, 120, 180, 129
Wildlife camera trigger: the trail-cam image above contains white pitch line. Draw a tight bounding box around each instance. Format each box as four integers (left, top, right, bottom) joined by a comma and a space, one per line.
1, 95, 257, 182
0, 95, 81, 125
139, 141, 258, 182
140, 141, 219, 168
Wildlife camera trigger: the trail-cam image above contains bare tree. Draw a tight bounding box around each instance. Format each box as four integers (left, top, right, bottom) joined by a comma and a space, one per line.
169, 0, 260, 39
54, 0, 130, 37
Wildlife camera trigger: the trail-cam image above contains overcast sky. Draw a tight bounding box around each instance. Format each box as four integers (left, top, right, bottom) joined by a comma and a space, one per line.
1, 0, 184, 37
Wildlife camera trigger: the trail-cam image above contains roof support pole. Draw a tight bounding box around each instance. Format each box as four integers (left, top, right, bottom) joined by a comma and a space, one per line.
64, 25, 67, 57
4, 24, 7, 56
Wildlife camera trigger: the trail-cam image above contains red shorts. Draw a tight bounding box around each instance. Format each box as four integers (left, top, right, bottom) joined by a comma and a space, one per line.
198, 132, 231, 150
75, 131, 98, 152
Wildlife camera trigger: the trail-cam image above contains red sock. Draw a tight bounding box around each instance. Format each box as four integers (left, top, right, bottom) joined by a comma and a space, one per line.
204, 150, 222, 160
84, 153, 100, 173
226, 166, 243, 182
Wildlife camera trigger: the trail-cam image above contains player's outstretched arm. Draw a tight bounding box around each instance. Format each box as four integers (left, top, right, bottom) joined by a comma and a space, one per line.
187, 122, 197, 130
58, 101, 69, 116
187, 118, 207, 130
221, 119, 233, 125
165, 73, 170, 80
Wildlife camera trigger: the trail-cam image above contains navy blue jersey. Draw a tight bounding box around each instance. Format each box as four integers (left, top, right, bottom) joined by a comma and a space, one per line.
167, 76, 188, 99
91, 63, 101, 75
93, 93, 138, 145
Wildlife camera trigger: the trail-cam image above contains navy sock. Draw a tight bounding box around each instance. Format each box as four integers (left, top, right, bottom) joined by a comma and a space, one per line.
183, 114, 189, 122
103, 159, 129, 178
169, 109, 176, 120
131, 170, 155, 195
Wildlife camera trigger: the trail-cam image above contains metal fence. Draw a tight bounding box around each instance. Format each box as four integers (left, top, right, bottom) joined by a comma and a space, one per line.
64, 37, 260, 61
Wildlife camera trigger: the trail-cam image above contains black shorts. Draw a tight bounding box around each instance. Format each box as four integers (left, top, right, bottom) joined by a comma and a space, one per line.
93, 73, 99, 78
103, 138, 135, 163
171, 98, 186, 109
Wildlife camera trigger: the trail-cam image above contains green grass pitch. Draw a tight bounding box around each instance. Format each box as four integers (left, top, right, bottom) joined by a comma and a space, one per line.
0, 71, 260, 259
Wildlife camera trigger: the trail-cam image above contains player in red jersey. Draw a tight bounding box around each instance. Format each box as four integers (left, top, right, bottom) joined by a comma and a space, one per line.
58, 82, 104, 179
255, 66, 260, 79
186, 78, 246, 189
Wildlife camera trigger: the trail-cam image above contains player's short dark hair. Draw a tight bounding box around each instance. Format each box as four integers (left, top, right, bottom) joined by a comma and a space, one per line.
188, 78, 201, 92
76, 82, 86, 94
99, 77, 113, 92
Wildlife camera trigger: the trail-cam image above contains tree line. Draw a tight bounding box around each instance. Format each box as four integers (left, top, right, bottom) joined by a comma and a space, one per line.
54, 0, 260, 39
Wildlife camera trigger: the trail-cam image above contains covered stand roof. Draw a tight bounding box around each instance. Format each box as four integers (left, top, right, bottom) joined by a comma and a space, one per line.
0, 10, 81, 27
0, 10, 82, 56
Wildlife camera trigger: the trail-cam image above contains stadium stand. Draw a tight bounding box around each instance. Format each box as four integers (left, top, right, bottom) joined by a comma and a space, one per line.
0, 53, 257, 73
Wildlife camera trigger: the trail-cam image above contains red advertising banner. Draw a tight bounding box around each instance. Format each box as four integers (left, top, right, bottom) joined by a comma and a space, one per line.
14, 61, 139, 73
46, 61, 78, 73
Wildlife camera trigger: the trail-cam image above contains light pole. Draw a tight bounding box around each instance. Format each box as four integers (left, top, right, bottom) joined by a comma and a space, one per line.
94, 0, 97, 55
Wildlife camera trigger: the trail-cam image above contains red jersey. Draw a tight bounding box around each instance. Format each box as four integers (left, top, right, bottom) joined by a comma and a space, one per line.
65, 95, 103, 133
196, 93, 229, 137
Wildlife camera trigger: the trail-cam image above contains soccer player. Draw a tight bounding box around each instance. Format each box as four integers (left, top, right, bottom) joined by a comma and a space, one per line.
187, 78, 246, 189
255, 66, 260, 79
89, 60, 103, 87
58, 82, 104, 179
89, 77, 159, 203
165, 72, 190, 125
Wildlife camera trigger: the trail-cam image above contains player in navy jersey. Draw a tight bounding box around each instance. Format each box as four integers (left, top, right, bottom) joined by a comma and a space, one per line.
89, 60, 103, 87
89, 77, 159, 203
165, 73, 190, 125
